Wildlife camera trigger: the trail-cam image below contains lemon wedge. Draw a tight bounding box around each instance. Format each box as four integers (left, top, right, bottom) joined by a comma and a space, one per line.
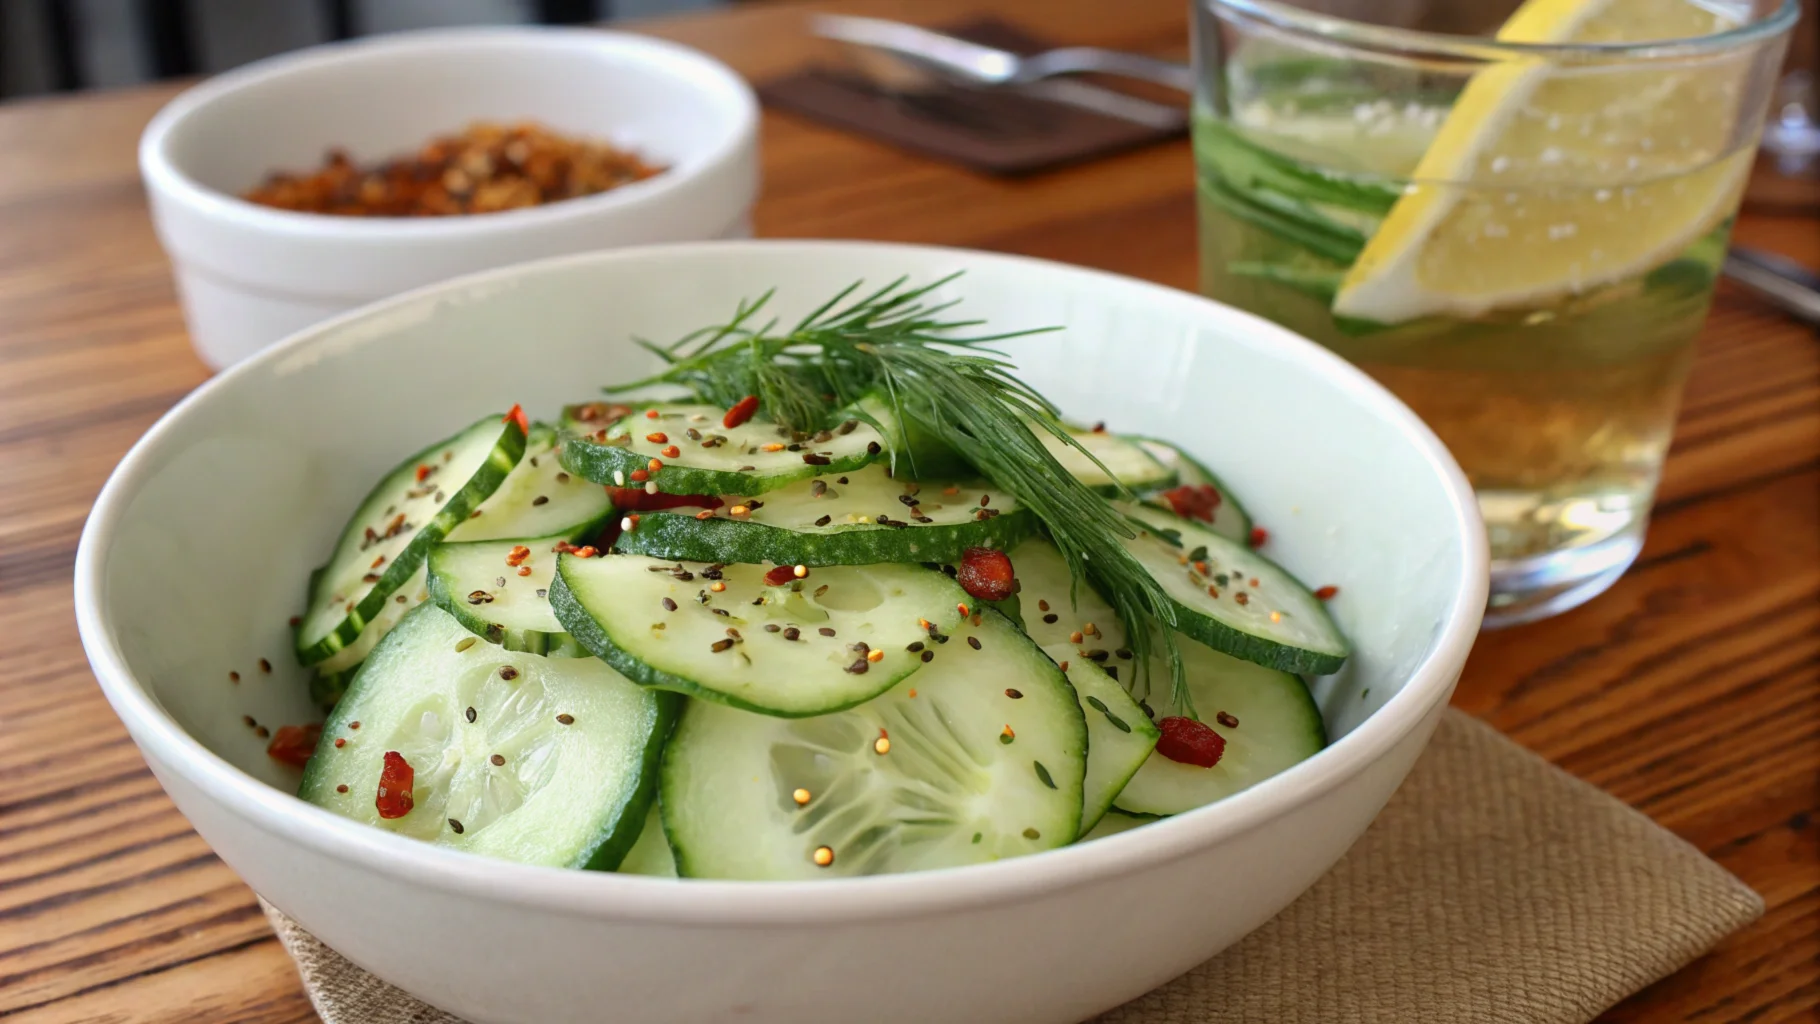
1332, 0, 1755, 324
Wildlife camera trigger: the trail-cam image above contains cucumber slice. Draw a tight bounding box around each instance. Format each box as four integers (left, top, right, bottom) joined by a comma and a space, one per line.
853, 392, 974, 480
1008, 538, 1130, 653
308, 567, 429, 709
1080, 809, 1152, 841
551, 554, 969, 717
613, 463, 1037, 567
1045, 645, 1159, 835
426, 535, 571, 652
559, 402, 886, 496
1038, 424, 1175, 493
299, 604, 676, 870
446, 424, 612, 543
618, 803, 678, 877
1113, 633, 1326, 817
661, 610, 1087, 879
1133, 438, 1254, 543
1117, 502, 1348, 675
297, 414, 526, 665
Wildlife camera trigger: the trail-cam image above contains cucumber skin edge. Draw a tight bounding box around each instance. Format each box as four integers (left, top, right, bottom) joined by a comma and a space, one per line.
424, 565, 562, 654
559, 432, 879, 496
613, 508, 1039, 567
577, 689, 682, 872
547, 558, 923, 719
296, 417, 528, 666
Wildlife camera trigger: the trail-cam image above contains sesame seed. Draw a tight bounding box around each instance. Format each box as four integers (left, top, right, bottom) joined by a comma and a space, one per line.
967, 636, 982, 650
228, 671, 240, 682
258, 658, 272, 673
466, 706, 477, 723
448, 818, 465, 834
711, 638, 735, 653
337, 784, 349, 794
1070, 631, 1084, 643
662, 597, 677, 611
1037, 599, 1050, 612
499, 666, 518, 680
1023, 828, 1041, 840
783, 627, 800, 641
557, 713, 575, 725
1042, 613, 1059, 624
490, 754, 506, 766
793, 788, 812, 805
846, 659, 870, 674
866, 649, 884, 663
1005, 688, 1023, 698
920, 650, 934, 663
532, 495, 549, 506
818, 627, 835, 637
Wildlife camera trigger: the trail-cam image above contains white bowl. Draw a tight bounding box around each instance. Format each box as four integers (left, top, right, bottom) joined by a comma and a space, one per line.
140, 27, 759, 370
76, 241, 1486, 1024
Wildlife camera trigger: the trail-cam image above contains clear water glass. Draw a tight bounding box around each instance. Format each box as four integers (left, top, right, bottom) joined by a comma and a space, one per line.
1190, 0, 1800, 626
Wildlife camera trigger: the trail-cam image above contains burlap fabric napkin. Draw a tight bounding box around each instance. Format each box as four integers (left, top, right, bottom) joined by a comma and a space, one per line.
262, 711, 1761, 1023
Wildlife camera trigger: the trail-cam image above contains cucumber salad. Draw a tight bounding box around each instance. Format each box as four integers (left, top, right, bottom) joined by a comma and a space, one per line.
279, 279, 1346, 880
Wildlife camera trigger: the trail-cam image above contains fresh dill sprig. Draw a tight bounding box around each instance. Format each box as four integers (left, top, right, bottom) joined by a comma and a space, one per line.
610, 275, 1190, 713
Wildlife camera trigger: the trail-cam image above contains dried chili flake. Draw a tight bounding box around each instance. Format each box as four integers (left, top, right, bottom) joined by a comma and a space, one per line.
375, 751, 415, 819
1156, 717, 1226, 768
763, 564, 796, 587
723, 395, 760, 429
1314, 585, 1339, 601
1160, 484, 1223, 524
503, 404, 529, 436
956, 547, 1017, 603
241, 122, 665, 218
1248, 526, 1269, 549
266, 724, 322, 768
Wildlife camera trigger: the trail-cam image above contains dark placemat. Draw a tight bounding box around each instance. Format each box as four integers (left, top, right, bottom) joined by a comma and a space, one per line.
760, 18, 1188, 175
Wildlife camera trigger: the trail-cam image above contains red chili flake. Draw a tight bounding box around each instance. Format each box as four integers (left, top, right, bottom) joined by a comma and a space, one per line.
645, 432, 669, 444
645, 409, 661, 420
505, 545, 531, 567
1315, 585, 1339, 601
1156, 717, 1226, 768
723, 395, 760, 429
376, 751, 415, 819
1160, 484, 1222, 524
414, 464, 432, 482
573, 545, 599, 558
956, 547, 1017, 603
660, 445, 681, 459
763, 564, 796, 587
265, 724, 321, 768
629, 469, 649, 483
288, 615, 301, 628
1248, 526, 1269, 549
334, 737, 347, 748
573, 401, 631, 423
502, 404, 529, 436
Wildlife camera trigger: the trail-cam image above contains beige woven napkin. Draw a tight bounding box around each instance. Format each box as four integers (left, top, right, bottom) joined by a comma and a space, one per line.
262, 710, 1762, 1023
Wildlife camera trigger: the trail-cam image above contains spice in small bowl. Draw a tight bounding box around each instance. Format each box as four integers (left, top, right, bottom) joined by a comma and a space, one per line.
242, 121, 666, 217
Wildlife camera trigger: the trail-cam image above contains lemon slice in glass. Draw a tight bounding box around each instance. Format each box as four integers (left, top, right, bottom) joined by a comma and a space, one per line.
1332, 0, 1757, 324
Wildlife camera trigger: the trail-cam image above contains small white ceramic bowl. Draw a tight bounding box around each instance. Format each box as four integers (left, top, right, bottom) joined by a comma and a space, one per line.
140, 27, 758, 370
76, 242, 1486, 1024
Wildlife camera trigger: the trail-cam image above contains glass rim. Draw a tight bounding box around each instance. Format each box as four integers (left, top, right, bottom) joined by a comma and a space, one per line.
1204, 0, 1802, 62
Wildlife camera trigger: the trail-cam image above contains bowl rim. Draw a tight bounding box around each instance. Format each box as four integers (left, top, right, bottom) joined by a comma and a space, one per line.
137, 25, 760, 240
75, 239, 1488, 925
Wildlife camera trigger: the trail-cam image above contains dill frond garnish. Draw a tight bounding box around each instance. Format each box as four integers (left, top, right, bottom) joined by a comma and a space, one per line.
609, 275, 1190, 712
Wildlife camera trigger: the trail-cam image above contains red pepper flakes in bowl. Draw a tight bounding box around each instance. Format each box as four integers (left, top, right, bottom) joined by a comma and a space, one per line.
242, 121, 666, 218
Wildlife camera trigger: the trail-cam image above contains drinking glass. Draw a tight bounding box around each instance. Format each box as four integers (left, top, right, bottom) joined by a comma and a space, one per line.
1190, 0, 1800, 626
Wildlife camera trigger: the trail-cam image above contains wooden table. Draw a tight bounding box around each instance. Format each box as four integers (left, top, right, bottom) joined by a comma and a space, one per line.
2, 1, 1815, 1020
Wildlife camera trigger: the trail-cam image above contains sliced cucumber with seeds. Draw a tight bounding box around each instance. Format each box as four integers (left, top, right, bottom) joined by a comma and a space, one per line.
559, 402, 886, 496
427, 535, 571, 653
297, 414, 526, 666
1133, 438, 1253, 543
447, 424, 612, 543
1045, 645, 1159, 835
299, 604, 676, 870
1080, 809, 1152, 841
661, 610, 1087, 879
1116, 501, 1347, 675
1009, 538, 1130, 652
1038, 423, 1175, 493
618, 803, 678, 877
613, 462, 1037, 567
1114, 633, 1325, 817
551, 554, 969, 717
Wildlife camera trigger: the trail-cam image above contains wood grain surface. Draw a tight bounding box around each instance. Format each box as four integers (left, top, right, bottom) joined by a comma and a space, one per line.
1, 1, 1816, 1021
